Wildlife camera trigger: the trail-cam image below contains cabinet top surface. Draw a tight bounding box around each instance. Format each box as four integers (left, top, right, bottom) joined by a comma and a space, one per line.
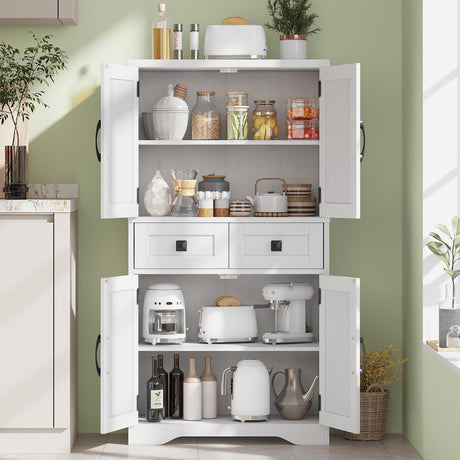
127, 59, 331, 72
0, 198, 78, 213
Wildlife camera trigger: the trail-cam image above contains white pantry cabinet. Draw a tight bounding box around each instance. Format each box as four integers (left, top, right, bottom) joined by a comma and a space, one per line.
98, 60, 361, 445
0, 190, 78, 454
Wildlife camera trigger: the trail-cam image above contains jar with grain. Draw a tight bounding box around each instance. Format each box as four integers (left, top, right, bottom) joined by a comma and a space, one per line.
191, 91, 220, 140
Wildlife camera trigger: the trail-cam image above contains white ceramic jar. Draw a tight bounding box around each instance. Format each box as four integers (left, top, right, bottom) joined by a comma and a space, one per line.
152, 83, 189, 140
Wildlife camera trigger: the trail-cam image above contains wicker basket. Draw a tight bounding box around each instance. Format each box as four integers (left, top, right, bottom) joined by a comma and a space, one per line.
344, 384, 390, 441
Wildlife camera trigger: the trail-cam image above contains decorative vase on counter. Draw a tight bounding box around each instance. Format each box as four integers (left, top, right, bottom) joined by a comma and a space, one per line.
201, 356, 217, 419
4, 146, 28, 199
144, 170, 172, 216
183, 358, 202, 420
438, 283, 460, 347
280, 34, 307, 59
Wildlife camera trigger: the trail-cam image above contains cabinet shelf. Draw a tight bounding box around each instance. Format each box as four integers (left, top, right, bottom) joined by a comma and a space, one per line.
132, 216, 329, 223
138, 139, 320, 146
138, 341, 319, 352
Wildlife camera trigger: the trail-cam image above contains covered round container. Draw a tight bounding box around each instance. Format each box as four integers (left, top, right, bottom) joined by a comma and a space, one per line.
152, 84, 189, 140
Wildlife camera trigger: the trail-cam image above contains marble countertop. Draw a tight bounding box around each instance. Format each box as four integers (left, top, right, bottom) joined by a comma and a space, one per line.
0, 184, 78, 213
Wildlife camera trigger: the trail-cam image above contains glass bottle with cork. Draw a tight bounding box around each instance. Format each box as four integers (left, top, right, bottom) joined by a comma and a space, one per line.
146, 356, 164, 422
153, 3, 171, 59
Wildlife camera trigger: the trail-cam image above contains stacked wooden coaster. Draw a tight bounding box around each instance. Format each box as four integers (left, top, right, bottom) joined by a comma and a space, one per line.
286, 184, 316, 216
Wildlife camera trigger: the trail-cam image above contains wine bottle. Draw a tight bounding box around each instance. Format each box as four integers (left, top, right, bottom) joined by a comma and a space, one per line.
146, 356, 164, 422
157, 354, 168, 418
169, 353, 184, 419
201, 356, 217, 419
184, 357, 202, 420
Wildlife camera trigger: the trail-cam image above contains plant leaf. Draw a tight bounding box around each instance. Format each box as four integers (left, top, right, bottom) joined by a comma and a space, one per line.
452, 216, 460, 236
427, 241, 450, 266
445, 269, 460, 279
435, 223, 452, 238
429, 232, 451, 249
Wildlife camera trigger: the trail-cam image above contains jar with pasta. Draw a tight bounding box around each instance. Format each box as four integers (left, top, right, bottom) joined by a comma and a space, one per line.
226, 91, 249, 140
191, 91, 220, 140
252, 100, 278, 140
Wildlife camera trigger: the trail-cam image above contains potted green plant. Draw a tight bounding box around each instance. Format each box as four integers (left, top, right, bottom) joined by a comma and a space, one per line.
265, 0, 320, 59
426, 216, 460, 347
344, 342, 406, 441
0, 33, 67, 199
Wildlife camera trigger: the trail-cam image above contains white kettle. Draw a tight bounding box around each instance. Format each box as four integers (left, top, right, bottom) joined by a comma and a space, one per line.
221, 359, 272, 422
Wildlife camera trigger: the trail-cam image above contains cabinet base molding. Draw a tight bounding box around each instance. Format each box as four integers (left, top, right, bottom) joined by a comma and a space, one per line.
128, 416, 329, 445
0, 415, 76, 454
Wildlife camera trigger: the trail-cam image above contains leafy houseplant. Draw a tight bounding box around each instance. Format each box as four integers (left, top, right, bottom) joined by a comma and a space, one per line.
265, 0, 320, 59
0, 33, 67, 198
426, 216, 460, 308
426, 217, 460, 347
345, 342, 406, 441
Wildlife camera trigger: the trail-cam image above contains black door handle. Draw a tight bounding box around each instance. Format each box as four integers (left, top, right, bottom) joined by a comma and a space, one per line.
360, 120, 365, 163
176, 240, 187, 252
95, 119, 101, 163
271, 240, 282, 252
95, 334, 101, 377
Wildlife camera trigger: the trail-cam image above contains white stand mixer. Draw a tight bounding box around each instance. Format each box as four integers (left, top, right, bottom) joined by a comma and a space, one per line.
262, 282, 315, 344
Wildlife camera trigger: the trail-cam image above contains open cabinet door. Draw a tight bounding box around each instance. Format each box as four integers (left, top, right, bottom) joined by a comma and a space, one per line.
101, 63, 139, 219
100, 275, 138, 433
319, 275, 360, 433
319, 64, 360, 219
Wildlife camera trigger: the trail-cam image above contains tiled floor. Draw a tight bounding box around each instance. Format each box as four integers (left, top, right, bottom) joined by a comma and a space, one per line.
1, 433, 422, 459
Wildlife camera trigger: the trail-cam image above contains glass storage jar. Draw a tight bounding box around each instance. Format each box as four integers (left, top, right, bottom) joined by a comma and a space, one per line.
191, 91, 220, 140
252, 100, 278, 140
226, 91, 249, 140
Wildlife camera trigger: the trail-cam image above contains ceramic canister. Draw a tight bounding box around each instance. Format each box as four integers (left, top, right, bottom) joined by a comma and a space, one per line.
198, 174, 230, 192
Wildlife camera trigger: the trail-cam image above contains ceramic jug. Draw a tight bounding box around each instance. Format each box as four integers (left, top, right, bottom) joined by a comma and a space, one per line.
271, 369, 319, 420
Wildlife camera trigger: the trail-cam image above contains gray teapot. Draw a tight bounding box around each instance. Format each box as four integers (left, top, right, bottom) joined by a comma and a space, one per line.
272, 369, 319, 420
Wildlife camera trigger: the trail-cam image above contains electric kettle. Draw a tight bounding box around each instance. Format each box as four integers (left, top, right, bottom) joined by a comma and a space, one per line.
221, 359, 272, 422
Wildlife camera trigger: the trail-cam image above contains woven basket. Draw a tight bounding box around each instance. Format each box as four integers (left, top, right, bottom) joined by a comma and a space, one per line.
344, 384, 390, 441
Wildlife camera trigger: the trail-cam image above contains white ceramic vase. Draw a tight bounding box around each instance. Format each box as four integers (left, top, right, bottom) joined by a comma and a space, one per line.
280, 34, 307, 59
143, 170, 172, 216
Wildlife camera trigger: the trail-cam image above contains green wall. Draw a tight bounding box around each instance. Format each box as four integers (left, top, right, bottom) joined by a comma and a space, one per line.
402, 2, 460, 459
0, 0, 404, 434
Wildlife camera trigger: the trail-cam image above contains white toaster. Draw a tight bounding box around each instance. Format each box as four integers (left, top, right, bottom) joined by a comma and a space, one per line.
203, 25, 267, 59
198, 305, 258, 343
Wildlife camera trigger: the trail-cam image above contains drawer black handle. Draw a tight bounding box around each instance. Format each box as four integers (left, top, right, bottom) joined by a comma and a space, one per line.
95, 334, 101, 377
176, 240, 187, 252
271, 240, 282, 252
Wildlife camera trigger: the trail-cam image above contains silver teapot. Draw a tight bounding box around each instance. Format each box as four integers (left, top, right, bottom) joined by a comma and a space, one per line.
272, 368, 319, 420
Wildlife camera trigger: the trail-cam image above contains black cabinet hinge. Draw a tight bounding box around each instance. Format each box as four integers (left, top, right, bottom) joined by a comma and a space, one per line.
318, 187, 321, 204
136, 288, 140, 305
137, 81, 140, 97
318, 288, 322, 305
318, 80, 321, 98
318, 394, 321, 411
137, 187, 139, 204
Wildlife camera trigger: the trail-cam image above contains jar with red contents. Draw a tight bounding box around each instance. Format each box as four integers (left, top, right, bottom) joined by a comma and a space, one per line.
286, 119, 319, 140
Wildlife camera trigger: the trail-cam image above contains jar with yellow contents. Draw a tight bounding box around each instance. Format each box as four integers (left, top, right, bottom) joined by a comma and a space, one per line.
252, 100, 279, 140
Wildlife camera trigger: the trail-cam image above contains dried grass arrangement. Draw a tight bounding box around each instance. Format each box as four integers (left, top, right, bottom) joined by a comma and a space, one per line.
360, 342, 407, 392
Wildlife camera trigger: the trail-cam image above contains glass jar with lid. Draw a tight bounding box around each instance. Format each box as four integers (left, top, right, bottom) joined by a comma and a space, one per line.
226, 91, 249, 140
191, 91, 220, 140
252, 100, 278, 140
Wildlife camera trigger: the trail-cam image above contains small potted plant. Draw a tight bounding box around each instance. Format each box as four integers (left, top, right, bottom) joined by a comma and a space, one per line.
265, 0, 320, 59
426, 216, 460, 347
0, 33, 67, 199
344, 342, 406, 441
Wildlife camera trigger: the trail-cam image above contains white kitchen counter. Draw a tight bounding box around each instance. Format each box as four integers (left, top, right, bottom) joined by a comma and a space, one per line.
0, 184, 78, 213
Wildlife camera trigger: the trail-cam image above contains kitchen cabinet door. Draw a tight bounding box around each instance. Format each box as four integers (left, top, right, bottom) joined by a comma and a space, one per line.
319, 275, 360, 433
319, 64, 360, 219
100, 275, 138, 433
0, 215, 54, 428
101, 64, 139, 219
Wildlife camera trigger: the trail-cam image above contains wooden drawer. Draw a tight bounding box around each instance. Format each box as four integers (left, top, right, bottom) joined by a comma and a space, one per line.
229, 222, 323, 269
134, 223, 228, 269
